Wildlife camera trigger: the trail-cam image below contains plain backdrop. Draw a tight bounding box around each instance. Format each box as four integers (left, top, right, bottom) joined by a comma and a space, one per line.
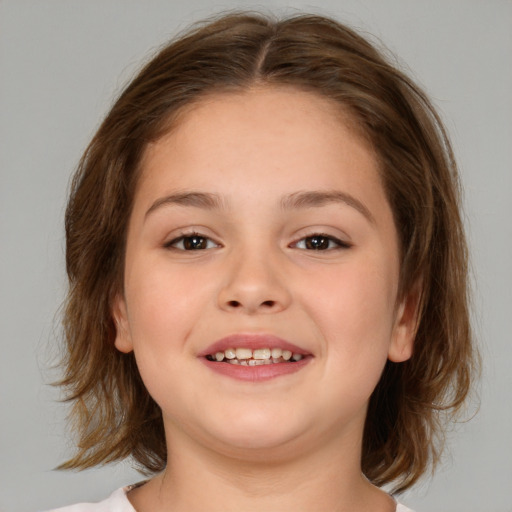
1, 1, 511, 511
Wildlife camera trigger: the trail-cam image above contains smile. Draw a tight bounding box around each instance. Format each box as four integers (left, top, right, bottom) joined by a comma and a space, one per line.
199, 334, 312, 381
205, 347, 304, 365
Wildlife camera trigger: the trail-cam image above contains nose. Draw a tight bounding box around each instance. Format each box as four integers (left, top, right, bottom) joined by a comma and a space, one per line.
217, 249, 292, 314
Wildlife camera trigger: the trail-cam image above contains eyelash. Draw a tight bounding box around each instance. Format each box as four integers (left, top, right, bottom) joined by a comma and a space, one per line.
291, 233, 351, 251
164, 232, 351, 251
164, 231, 220, 251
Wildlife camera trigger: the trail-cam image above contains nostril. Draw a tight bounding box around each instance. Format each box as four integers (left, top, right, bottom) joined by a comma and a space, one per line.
225, 299, 276, 309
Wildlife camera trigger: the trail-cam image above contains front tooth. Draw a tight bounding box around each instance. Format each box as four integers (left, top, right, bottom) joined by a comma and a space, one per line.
271, 348, 282, 358
253, 348, 271, 360
248, 359, 266, 366
236, 348, 252, 360
282, 350, 292, 361
215, 352, 225, 361
291, 353, 303, 361
224, 348, 236, 359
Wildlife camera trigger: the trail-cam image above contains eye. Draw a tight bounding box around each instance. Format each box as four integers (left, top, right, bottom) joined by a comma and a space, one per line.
165, 233, 219, 251
292, 234, 350, 251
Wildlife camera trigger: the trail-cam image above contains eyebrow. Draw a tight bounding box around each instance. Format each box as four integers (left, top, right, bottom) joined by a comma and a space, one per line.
145, 191, 226, 218
281, 190, 375, 224
145, 189, 374, 224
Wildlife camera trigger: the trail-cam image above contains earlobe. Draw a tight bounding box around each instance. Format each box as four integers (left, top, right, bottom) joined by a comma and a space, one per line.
388, 282, 422, 363
112, 294, 134, 353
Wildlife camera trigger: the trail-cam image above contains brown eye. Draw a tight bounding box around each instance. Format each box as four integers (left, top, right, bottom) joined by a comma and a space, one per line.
293, 234, 349, 251
304, 235, 331, 250
167, 234, 218, 250
183, 235, 207, 250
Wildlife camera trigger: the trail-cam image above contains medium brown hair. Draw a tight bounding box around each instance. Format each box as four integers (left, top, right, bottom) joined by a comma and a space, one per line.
60, 12, 477, 492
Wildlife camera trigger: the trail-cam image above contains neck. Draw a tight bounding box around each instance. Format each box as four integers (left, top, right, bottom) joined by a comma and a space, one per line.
128, 423, 395, 512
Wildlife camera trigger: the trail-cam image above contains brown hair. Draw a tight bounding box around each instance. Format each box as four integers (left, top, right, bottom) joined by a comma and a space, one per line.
60, 12, 477, 492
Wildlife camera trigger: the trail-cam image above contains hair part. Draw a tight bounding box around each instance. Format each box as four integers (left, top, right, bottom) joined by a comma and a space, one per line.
59, 11, 478, 492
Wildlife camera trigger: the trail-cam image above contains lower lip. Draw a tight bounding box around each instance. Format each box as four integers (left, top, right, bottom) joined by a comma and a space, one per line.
200, 357, 312, 382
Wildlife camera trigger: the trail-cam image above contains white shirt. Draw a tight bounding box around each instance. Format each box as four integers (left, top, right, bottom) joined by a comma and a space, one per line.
45, 486, 416, 512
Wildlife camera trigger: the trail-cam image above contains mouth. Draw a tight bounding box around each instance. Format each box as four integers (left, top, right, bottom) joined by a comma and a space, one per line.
199, 334, 312, 381
205, 347, 304, 365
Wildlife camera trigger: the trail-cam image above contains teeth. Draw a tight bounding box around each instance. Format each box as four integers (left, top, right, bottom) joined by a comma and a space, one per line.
271, 348, 282, 358
224, 348, 236, 359
207, 347, 306, 364
235, 348, 252, 360
253, 348, 271, 360
248, 359, 267, 366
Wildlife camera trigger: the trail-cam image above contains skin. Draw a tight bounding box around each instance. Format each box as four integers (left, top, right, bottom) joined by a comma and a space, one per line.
113, 86, 418, 512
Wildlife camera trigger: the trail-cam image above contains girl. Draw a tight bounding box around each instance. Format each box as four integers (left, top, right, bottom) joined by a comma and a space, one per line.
49, 11, 477, 512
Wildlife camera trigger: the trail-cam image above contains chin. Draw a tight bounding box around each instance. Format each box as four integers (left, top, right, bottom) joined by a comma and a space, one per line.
203, 409, 309, 458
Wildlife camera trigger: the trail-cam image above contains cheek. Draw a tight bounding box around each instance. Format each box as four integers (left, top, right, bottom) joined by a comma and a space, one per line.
303, 259, 398, 365
122, 261, 207, 411
124, 256, 212, 352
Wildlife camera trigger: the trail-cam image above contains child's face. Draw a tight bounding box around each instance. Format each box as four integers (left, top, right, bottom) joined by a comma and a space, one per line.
114, 87, 416, 460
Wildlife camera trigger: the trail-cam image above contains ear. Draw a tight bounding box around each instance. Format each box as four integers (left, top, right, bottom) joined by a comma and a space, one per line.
388, 281, 422, 363
112, 294, 134, 353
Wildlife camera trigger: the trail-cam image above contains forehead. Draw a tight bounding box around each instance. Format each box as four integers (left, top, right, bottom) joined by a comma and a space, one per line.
138, 86, 378, 191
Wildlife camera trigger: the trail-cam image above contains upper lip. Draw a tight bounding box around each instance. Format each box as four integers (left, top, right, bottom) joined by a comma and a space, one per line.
198, 333, 311, 357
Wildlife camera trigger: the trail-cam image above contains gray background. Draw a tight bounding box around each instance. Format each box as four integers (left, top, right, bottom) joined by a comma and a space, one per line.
1, 1, 511, 511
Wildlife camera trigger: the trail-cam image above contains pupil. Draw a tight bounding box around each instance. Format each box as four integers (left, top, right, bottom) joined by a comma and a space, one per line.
184, 236, 206, 250
306, 236, 329, 250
